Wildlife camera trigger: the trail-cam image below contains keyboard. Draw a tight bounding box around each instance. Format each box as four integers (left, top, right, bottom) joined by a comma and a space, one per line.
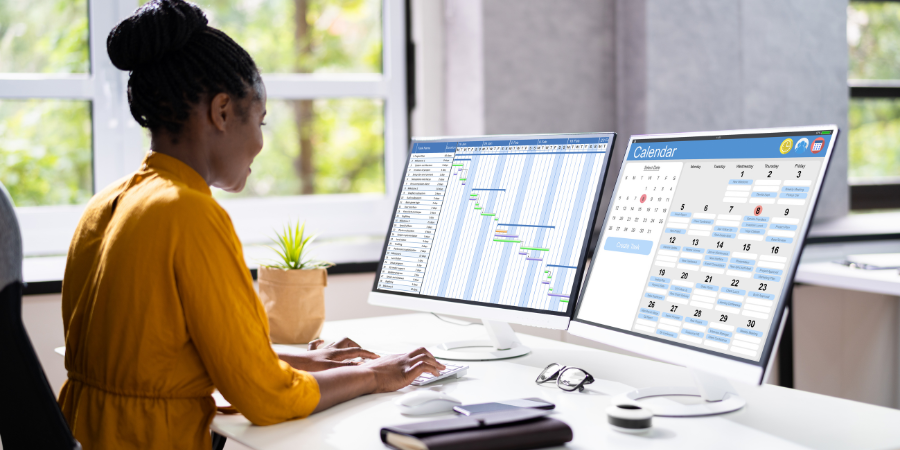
345, 355, 468, 386
411, 362, 467, 386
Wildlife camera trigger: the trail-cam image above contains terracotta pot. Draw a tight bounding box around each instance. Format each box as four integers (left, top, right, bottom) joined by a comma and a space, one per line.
258, 266, 327, 344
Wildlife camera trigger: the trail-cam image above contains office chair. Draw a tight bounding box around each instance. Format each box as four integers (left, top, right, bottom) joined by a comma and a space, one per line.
0, 183, 81, 450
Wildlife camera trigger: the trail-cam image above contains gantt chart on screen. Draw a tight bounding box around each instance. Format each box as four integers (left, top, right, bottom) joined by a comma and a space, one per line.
376, 134, 612, 312
576, 131, 833, 361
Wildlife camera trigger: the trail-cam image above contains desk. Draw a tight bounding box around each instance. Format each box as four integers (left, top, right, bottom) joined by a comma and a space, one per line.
795, 239, 900, 296
212, 314, 900, 450
792, 243, 900, 408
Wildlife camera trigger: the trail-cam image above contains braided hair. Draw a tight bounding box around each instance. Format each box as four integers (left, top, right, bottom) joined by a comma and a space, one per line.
107, 0, 262, 134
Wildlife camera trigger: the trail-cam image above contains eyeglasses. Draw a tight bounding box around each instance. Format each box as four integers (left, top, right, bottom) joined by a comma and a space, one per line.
535, 363, 595, 392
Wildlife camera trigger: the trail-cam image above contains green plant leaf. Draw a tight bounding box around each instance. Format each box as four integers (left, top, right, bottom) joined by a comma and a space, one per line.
263, 219, 333, 270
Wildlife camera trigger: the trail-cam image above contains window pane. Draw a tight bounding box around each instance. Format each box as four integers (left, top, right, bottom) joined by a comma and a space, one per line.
0, 100, 93, 206
849, 98, 900, 182
215, 98, 384, 199
848, 2, 900, 80
140, 0, 383, 73
0, 0, 89, 73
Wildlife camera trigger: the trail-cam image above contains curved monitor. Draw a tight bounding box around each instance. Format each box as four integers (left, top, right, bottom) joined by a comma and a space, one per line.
570, 125, 838, 384
370, 133, 616, 329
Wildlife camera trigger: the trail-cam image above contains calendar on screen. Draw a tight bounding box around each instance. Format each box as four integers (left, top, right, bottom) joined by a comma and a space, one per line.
575, 128, 835, 362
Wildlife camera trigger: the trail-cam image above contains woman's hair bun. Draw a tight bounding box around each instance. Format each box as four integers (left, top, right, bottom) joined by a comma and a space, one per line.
107, 0, 208, 71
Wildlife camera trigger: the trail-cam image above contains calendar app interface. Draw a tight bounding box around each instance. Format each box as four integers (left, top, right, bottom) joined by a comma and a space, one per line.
375, 133, 614, 314
576, 129, 834, 361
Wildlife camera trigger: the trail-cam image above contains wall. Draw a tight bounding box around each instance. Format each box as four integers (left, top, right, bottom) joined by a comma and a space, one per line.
432, 0, 849, 223
639, 0, 850, 222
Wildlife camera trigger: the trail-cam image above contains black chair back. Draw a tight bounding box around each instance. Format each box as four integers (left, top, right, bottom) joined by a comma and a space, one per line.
0, 281, 81, 449
0, 180, 79, 449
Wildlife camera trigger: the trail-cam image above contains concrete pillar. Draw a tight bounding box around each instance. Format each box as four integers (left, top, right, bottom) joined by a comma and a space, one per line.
435, 0, 849, 221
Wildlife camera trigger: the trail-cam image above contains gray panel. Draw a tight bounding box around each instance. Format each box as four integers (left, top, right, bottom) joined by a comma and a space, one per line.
741, 0, 849, 221
482, 0, 616, 134
0, 183, 22, 287
604, 0, 649, 240
615, 0, 647, 144
444, 0, 485, 136
645, 0, 743, 133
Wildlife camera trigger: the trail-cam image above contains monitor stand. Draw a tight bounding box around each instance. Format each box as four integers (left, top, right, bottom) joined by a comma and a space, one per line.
429, 320, 531, 361
611, 368, 746, 417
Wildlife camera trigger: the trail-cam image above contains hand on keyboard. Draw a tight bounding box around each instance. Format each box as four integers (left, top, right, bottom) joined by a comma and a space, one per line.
345, 353, 468, 387
357, 348, 447, 393
278, 337, 381, 372
410, 362, 467, 386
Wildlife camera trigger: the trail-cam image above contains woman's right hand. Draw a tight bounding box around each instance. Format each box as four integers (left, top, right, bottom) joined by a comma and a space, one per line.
362, 348, 446, 393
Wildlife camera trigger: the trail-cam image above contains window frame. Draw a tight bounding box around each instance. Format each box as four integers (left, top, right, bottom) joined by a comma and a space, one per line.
848, 0, 900, 210
1, 0, 408, 260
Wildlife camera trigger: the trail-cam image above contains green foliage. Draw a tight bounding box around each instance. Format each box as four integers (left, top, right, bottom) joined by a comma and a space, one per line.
137, 0, 387, 199
0, 0, 91, 206
186, 0, 382, 74
848, 2, 900, 80
0, 100, 92, 206
2, 0, 384, 207
215, 98, 385, 199
264, 220, 333, 270
0, 0, 89, 73
848, 98, 900, 181
847, 3, 900, 181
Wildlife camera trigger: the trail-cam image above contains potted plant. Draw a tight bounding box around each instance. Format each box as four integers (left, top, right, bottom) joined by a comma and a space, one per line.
258, 221, 334, 344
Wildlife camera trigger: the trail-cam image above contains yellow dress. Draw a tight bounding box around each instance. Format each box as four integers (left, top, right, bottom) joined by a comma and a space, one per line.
59, 152, 320, 449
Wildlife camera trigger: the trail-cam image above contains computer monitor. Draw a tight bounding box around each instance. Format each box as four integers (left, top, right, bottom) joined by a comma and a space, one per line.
369, 133, 616, 360
569, 125, 838, 416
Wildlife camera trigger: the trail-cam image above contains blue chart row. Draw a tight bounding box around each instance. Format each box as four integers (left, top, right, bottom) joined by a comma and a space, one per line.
377, 135, 610, 312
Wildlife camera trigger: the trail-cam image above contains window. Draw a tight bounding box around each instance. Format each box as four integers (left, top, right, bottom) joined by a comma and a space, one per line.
1, 0, 407, 262
848, 1, 900, 210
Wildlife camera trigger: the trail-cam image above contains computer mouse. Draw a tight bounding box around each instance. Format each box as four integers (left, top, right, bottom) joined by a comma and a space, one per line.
395, 390, 462, 415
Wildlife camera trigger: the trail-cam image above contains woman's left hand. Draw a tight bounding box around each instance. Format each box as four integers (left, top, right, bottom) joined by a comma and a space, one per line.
278, 337, 380, 372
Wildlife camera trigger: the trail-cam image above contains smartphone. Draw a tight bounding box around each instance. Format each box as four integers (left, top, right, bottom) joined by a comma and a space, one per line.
452, 398, 555, 416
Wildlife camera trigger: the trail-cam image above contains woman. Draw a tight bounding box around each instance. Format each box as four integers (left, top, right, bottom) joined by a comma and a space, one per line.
58, 1, 444, 448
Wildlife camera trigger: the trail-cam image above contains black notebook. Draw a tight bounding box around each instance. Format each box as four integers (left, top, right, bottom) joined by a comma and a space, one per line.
380, 409, 573, 450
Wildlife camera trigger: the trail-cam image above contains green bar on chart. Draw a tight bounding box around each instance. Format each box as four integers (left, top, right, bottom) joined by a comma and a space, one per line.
521, 247, 550, 251
494, 239, 522, 243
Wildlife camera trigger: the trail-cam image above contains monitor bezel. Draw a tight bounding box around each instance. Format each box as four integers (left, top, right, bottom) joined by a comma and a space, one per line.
369, 132, 618, 326
569, 125, 839, 384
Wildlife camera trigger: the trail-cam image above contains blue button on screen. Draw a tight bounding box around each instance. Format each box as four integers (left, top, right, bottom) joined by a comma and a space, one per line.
604, 237, 653, 255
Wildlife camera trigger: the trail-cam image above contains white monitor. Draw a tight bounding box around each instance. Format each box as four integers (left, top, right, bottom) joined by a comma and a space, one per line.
369, 133, 616, 360
569, 125, 839, 416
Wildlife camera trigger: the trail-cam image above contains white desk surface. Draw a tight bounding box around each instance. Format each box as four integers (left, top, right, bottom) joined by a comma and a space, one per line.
796, 261, 900, 296
212, 314, 900, 450
795, 240, 900, 296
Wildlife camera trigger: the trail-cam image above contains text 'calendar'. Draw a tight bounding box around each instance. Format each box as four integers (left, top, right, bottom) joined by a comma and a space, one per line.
576, 130, 834, 362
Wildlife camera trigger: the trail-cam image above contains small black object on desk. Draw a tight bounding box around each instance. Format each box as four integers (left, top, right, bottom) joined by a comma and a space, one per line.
606, 404, 653, 434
